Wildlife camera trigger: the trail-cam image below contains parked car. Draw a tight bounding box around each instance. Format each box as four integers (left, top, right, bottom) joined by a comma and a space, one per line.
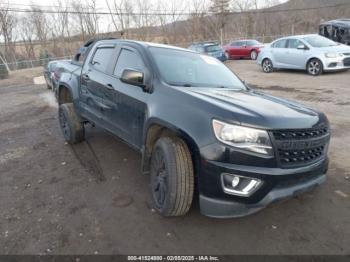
188, 42, 227, 62
224, 39, 264, 60
320, 19, 350, 46
55, 38, 330, 218
257, 34, 350, 76
43, 61, 58, 90
43, 60, 69, 96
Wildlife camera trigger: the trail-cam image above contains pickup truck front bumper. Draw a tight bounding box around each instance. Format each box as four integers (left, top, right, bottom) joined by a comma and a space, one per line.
198, 157, 328, 218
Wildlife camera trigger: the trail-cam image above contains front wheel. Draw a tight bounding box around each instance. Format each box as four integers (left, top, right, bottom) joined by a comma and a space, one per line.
250, 50, 258, 60
150, 136, 194, 217
262, 58, 274, 73
58, 103, 85, 144
307, 58, 323, 76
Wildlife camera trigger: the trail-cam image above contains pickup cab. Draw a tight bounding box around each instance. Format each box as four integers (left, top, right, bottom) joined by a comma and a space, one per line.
56, 38, 330, 218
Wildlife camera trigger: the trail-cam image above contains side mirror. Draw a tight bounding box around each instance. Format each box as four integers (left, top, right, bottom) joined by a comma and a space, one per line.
297, 44, 308, 50
120, 69, 145, 88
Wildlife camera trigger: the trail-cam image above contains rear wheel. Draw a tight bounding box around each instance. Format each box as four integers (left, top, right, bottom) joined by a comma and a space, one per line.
250, 50, 258, 60
150, 136, 194, 217
307, 58, 323, 76
58, 103, 85, 144
262, 58, 274, 73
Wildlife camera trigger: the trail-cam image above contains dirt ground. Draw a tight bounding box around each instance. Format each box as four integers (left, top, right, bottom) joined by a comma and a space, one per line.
0, 62, 349, 255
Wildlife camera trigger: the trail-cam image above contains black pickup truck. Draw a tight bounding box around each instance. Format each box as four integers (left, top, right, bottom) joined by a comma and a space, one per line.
55, 38, 330, 218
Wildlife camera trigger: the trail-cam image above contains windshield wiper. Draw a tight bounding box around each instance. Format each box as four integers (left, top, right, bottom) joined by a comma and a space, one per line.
168, 82, 196, 87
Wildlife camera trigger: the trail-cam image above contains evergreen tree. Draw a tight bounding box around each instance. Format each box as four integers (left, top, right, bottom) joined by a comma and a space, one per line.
210, 0, 231, 14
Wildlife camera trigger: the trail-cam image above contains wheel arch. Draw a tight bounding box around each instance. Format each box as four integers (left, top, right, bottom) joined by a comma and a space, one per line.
262, 56, 272, 63
141, 119, 201, 178
57, 84, 73, 105
306, 56, 324, 69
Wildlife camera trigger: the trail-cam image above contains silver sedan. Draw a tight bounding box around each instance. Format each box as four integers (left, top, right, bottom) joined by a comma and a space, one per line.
257, 34, 350, 76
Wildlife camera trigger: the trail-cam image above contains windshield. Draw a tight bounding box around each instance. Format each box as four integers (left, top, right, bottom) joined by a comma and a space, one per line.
303, 35, 339, 47
205, 45, 222, 52
149, 47, 246, 89
246, 40, 261, 46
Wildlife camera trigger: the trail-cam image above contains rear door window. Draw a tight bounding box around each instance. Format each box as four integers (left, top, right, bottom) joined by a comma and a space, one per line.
231, 41, 243, 47
114, 48, 145, 78
91, 47, 115, 73
272, 39, 287, 48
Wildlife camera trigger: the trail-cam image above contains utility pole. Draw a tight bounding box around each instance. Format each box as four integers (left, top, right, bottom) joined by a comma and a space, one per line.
220, 27, 223, 45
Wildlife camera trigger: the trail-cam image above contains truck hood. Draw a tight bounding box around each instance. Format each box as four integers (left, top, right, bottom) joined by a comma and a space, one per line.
186, 88, 324, 129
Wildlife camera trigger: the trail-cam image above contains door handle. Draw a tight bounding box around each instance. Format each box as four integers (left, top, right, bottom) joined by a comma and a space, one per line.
105, 83, 114, 90
82, 74, 90, 81
95, 100, 111, 110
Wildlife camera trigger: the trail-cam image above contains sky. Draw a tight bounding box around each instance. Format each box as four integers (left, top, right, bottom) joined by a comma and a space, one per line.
6, 0, 289, 11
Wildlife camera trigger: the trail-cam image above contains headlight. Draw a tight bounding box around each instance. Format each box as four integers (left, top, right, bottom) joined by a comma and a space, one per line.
325, 52, 342, 58
212, 119, 273, 156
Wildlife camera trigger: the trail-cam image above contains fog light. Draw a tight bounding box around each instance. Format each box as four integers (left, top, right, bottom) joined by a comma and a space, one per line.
231, 176, 240, 188
221, 173, 262, 197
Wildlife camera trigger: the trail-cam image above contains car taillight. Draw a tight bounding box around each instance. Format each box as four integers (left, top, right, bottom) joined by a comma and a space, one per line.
53, 70, 61, 80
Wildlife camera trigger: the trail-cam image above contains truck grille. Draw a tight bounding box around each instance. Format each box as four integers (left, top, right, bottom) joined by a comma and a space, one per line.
272, 127, 329, 168
344, 57, 350, 66
272, 127, 328, 140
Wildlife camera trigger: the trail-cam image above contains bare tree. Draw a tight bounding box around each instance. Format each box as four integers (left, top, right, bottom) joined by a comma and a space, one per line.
106, 0, 133, 38
0, 1, 17, 65
30, 7, 48, 43
186, 0, 208, 42
71, 0, 99, 40
20, 14, 36, 59
156, 0, 187, 44
84, 0, 99, 37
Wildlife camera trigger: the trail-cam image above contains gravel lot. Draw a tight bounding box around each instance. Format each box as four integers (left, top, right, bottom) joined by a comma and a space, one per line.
0, 61, 349, 255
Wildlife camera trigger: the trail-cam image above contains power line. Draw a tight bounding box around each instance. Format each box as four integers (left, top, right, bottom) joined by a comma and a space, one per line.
4, 2, 190, 14
1, 2, 350, 16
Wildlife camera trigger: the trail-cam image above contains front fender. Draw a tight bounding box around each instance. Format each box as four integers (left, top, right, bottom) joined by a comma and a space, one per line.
141, 117, 202, 176
58, 72, 80, 103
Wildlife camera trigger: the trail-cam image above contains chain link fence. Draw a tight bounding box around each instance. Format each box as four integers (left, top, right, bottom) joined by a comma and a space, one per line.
0, 55, 73, 71
0, 32, 315, 75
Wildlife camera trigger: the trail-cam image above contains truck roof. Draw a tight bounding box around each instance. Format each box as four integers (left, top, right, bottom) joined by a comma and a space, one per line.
93, 38, 191, 52
320, 19, 350, 28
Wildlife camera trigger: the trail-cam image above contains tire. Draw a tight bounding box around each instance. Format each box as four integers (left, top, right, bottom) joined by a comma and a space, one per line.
58, 103, 85, 144
262, 58, 274, 73
150, 136, 194, 217
307, 58, 323, 76
250, 50, 258, 60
